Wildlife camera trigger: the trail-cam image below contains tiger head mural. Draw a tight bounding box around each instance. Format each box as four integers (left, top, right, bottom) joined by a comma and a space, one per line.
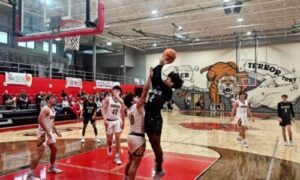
200, 62, 247, 108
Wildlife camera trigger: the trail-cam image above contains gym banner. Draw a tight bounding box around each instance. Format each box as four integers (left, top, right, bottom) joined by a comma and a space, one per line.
65, 77, 82, 88
4, 72, 32, 87
95, 80, 120, 89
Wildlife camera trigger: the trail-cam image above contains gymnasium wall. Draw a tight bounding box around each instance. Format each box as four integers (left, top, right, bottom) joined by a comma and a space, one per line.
145, 42, 300, 113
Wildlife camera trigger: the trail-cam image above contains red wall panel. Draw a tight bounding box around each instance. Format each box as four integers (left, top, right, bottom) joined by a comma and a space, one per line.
0, 75, 139, 97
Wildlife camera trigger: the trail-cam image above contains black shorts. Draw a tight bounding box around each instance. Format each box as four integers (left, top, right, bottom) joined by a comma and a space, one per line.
145, 112, 163, 135
280, 119, 291, 127
83, 117, 95, 124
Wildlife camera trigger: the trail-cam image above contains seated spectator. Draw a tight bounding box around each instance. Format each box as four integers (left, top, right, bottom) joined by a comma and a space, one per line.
40, 95, 47, 109
78, 90, 85, 98
61, 97, 72, 114
18, 90, 29, 109
3, 90, 16, 110
61, 90, 67, 98
72, 99, 81, 119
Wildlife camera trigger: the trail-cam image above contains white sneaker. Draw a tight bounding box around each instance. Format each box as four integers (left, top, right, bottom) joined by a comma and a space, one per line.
81, 137, 85, 143
114, 156, 122, 165
152, 170, 165, 180
48, 166, 63, 174
107, 147, 112, 156
289, 141, 294, 146
95, 136, 101, 143
241, 141, 249, 148
284, 140, 288, 146
27, 172, 40, 180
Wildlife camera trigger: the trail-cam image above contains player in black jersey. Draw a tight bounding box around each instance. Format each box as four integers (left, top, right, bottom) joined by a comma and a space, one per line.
81, 95, 100, 143
145, 57, 183, 179
277, 94, 295, 146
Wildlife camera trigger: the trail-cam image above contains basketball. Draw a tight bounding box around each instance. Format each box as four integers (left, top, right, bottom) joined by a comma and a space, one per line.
163, 48, 176, 64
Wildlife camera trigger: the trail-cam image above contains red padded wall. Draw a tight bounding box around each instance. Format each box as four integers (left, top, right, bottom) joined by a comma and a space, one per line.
0, 75, 139, 98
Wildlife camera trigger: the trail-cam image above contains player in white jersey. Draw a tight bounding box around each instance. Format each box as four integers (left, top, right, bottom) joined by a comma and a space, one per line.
231, 92, 254, 147
101, 86, 125, 165
27, 95, 62, 180
123, 68, 153, 180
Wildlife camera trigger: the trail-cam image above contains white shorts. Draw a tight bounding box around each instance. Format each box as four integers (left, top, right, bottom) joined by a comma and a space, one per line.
235, 117, 248, 126
106, 120, 122, 135
37, 130, 56, 147
127, 135, 146, 156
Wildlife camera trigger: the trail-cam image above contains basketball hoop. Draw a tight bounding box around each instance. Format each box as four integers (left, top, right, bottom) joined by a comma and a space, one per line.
61, 19, 85, 51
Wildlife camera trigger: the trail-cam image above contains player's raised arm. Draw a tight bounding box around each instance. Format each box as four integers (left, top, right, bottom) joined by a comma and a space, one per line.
137, 67, 153, 111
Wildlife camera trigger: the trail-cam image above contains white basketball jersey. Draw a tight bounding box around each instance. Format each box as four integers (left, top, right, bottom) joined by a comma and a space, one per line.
127, 104, 145, 134
38, 105, 56, 131
236, 100, 248, 118
106, 96, 122, 120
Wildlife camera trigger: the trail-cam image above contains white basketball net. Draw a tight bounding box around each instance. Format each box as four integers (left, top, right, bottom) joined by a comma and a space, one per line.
62, 20, 84, 51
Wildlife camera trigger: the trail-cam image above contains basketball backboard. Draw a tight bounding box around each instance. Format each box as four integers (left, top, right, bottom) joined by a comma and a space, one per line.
16, 0, 104, 41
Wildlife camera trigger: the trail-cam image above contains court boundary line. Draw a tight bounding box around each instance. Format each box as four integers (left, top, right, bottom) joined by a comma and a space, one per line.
266, 136, 279, 180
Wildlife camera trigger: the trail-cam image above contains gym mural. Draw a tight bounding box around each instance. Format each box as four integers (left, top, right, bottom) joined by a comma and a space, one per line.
163, 60, 300, 112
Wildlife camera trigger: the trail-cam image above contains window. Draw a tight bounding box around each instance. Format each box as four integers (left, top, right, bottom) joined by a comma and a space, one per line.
18, 42, 26, 47
0, 31, 8, 44
18, 41, 35, 49
27, 41, 35, 49
43, 42, 49, 52
52, 43, 57, 53
43, 42, 57, 53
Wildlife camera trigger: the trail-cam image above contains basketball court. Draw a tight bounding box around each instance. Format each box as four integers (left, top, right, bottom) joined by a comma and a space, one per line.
0, 0, 300, 180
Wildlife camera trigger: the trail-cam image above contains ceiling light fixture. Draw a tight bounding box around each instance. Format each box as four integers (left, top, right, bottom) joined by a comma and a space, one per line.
106, 42, 112, 46
237, 18, 243, 22
151, 10, 158, 15
152, 43, 157, 47
246, 31, 252, 35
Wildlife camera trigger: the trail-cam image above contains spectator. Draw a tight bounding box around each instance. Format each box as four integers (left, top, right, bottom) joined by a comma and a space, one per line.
78, 90, 84, 97
61, 97, 72, 114
40, 95, 47, 109
3, 90, 16, 110
35, 91, 43, 113
195, 98, 204, 109
184, 96, 191, 110
72, 99, 81, 119
18, 90, 29, 109
167, 99, 174, 112
61, 90, 67, 98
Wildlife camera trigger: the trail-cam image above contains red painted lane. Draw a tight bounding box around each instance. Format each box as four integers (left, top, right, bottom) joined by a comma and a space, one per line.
0, 147, 217, 180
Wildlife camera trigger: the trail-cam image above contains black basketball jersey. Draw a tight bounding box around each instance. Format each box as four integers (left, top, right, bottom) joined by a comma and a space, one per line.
83, 101, 97, 117
277, 102, 295, 120
146, 65, 172, 114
